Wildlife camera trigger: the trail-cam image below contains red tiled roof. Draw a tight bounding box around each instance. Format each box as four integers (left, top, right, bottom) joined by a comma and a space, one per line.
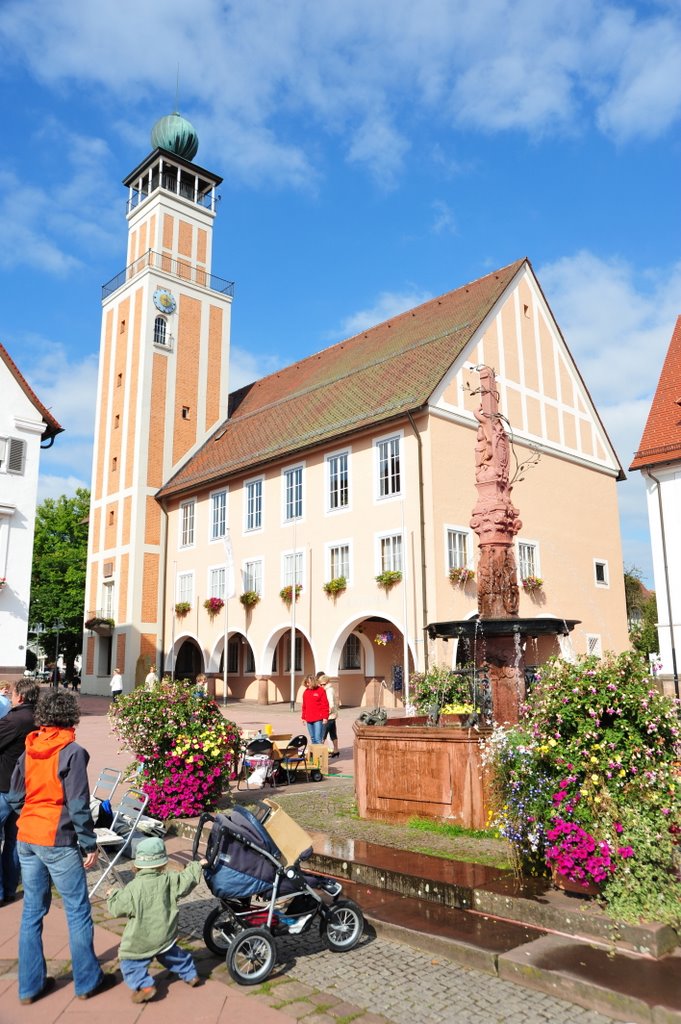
0, 343, 63, 440
630, 316, 681, 470
158, 259, 526, 499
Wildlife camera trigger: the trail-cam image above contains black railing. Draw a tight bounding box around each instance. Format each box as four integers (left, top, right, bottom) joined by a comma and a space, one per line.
102, 249, 234, 301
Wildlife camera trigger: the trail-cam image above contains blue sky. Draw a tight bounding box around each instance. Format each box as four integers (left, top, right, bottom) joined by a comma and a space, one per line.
1, 0, 680, 585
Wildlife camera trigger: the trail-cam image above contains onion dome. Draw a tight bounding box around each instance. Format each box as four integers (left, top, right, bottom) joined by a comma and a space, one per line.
151, 112, 199, 161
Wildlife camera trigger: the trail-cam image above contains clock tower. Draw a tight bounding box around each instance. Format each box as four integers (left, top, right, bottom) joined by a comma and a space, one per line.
83, 113, 233, 693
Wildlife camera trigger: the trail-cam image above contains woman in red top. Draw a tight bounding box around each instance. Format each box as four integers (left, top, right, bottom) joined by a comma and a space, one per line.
301, 675, 329, 745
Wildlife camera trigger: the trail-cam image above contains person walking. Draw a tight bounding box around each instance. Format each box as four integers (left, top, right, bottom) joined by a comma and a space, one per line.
301, 674, 329, 745
0, 678, 39, 905
317, 673, 340, 758
107, 837, 205, 1003
9, 689, 116, 1005
110, 666, 123, 702
144, 667, 157, 691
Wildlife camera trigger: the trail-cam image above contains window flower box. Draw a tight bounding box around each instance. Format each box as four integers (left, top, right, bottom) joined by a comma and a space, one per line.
175, 601, 191, 618
240, 590, 260, 608
280, 584, 302, 604
375, 570, 402, 589
449, 567, 475, 586
84, 616, 115, 635
323, 576, 347, 596
203, 597, 224, 617
521, 575, 544, 593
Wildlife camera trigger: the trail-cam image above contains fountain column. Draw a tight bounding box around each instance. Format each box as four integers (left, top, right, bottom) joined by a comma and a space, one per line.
469, 367, 524, 723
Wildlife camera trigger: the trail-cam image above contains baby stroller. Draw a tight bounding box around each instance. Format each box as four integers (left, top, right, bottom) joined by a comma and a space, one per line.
193, 800, 364, 984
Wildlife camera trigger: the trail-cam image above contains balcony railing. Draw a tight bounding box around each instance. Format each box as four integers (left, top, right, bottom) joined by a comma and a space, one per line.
102, 249, 234, 301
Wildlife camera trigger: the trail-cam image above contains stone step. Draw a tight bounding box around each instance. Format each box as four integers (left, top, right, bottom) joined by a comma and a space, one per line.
308, 832, 679, 959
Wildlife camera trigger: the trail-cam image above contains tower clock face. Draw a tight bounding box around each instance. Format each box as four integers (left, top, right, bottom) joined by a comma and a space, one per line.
153, 288, 177, 314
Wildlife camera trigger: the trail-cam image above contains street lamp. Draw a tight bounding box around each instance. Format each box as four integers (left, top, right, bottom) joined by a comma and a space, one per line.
29, 623, 45, 675
53, 619, 65, 687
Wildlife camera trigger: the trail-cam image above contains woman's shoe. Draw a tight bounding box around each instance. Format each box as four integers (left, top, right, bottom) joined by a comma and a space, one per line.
77, 973, 117, 1000
329, 751, 340, 759
20, 977, 56, 1005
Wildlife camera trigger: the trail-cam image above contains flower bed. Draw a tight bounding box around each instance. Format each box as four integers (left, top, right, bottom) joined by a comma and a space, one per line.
482, 651, 681, 924
109, 679, 240, 818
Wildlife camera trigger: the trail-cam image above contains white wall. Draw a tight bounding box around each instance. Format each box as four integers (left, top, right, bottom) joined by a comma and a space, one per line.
644, 466, 681, 688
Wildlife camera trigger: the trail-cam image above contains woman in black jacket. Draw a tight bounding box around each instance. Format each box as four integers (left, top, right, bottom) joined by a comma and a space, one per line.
0, 678, 39, 905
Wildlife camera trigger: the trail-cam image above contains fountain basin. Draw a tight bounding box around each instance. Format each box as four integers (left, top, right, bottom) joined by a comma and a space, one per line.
427, 616, 580, 641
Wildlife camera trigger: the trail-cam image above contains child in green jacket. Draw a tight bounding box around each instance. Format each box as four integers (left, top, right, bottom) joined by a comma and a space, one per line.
107, 836, 206, 1003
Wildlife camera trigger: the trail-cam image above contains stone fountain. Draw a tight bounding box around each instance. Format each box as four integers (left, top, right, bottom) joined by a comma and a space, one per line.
427, 366, 579, 724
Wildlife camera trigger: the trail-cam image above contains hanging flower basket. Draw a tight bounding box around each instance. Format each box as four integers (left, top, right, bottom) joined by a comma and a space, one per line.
84, 616, 115, 634
203, 597, 224, 617
449, 567, 475, 586
521, 575, 544, 593
280, 584, 302, 604
0, 577, 6, 589
240, 590, 260, 608
175, 601, 191, 618
374, 630, 394, 646
323, 576, 347, 596
375, 570, 402, 589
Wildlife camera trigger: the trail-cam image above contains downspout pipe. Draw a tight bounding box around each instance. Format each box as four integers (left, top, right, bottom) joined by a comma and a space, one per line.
645, 468, 679, 699
406, 410, 429, 671
158, 498, 169, 679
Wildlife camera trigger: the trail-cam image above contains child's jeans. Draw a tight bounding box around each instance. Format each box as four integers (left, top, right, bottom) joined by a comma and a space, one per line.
120, 943, 198, 990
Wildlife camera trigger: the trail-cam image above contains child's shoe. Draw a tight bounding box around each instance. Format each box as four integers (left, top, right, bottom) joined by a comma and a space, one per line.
131, 986, 156, 1003
185, 976, 201, 987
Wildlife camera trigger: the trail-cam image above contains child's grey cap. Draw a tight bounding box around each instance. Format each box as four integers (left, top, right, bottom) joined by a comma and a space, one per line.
134, 836, 168, 868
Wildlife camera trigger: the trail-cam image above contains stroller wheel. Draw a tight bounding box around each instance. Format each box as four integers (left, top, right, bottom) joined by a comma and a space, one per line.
203, 906, 239, 957
311, 769, 323, 782
227, 927, 276, 985
321, 898, 364, 951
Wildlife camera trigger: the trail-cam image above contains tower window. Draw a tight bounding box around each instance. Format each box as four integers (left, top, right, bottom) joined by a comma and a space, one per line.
181, 406, 191, 420
114, 414, 120, 429
117, 373, 123, 387
112, 456, 118, 472
120, 320, 126, 333
594, 559, 609, 587
153, 316, 167, 346
108, 510, 115, 526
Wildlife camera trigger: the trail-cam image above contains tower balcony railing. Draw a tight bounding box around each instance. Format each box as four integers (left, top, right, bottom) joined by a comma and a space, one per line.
102, 249, 234, 301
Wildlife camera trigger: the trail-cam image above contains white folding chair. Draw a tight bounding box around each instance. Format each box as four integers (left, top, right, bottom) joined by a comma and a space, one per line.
89, 787, 149, 900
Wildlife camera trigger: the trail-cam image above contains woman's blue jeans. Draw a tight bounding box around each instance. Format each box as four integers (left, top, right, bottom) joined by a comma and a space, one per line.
306, 720, 324, 744
17, 841, 103, 1000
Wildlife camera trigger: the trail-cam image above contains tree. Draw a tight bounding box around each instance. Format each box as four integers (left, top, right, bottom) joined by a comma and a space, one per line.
29, 489, 90, 682
623, 565, 658, 661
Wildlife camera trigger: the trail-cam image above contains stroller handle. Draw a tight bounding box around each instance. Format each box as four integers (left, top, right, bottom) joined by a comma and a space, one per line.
192, 811, 216, 862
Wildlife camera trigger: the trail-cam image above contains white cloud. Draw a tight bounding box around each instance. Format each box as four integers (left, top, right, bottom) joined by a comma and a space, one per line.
37, 473, 89, 503
229, 346, 283, 391
335, 288, 434, 338
539, 250, 681, 584
1, 0, 680, 188
431, 199, 457, 236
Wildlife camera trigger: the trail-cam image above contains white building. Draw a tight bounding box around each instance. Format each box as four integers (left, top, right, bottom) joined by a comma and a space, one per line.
630, 317, 681, 700
0, 344, 62, 681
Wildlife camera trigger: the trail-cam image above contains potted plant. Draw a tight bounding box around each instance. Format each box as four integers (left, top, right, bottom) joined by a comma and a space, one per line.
449, 567, 475, 586
84, 615, 115, 634
240, 590, 260, 608
521, 575, 543, 593
375, 570, 402, 589
279, 584, 302, 604
203, 596, 224, 617
175, 601, 191, 618
323, 576, 347, 596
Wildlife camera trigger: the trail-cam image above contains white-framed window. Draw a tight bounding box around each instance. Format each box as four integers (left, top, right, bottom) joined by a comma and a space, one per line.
378, 532, 403, 573
227, 637, 239, 674
594, 559, 609, 587
0, 437, 26, 475
517, 540, 539, 579
210, 490, 227, 541
209, 566, 225, 599
153, 316, 167, 346
327, 450, 349, 512
245, 477, 263, 531
586, 634, 602, 657
283, 464, 303, 521
446, 527, 471, 572
328, 542, 350, 582
177, 572, 193, 604
376, 433, 401, 499
180, 500, 195, 547
341, 634, 361, 670
243, 559, 263, 595
285, 635, 303, 672
283, 550, 304, 587
244, 646, 256, 673
101, 581, 115, 619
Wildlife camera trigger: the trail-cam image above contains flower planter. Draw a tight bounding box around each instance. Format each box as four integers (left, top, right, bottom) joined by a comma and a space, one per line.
551, 868, 600, 897
439, 713, 473, 727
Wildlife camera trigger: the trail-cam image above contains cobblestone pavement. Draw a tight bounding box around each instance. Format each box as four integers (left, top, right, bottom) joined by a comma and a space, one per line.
153, 878, 614, 1024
